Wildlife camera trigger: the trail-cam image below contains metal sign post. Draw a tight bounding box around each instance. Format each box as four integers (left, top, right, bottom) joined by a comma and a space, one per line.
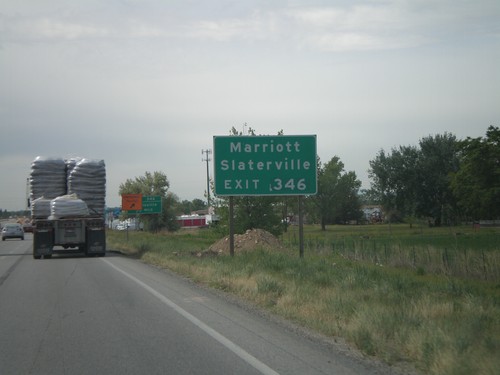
229, 196, 234, 257
213, 134, 317, 258
298, 195, 304, 258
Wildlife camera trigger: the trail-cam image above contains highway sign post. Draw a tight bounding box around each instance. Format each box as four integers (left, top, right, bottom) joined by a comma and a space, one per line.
213, 135, 317, 257
213, 135, 317, 196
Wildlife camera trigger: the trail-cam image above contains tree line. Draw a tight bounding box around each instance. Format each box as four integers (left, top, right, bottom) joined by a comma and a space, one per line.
369, 125, 499, 225
119, 125, 499, 233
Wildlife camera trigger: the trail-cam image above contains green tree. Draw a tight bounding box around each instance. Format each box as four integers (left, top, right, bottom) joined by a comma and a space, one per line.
310, 156, 362, 230
416, 133, 460, 226
234, 196, 283, 236
369, 146, 417, 222
118, 171, 179, 231
191, 198, 208, 212
369, 133, 460, 226
163, 192, 181, 231
177, 199, 207, 215
336, 170, 363, 224
358, 189, 381, 206
451, 126, 500, 220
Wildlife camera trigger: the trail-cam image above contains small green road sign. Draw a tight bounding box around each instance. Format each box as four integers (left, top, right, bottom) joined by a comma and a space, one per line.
125, 195, 162, 214
213, 135, 317, 196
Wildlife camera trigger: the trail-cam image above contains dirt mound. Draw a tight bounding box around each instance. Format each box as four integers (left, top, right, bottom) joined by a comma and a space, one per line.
208, 228, 283, 255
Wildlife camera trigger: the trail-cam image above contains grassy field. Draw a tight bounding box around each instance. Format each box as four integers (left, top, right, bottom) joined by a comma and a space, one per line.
107, 224, 500, 375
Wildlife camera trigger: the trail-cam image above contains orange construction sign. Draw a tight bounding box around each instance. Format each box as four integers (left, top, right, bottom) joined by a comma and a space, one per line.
121, 194, 143, 211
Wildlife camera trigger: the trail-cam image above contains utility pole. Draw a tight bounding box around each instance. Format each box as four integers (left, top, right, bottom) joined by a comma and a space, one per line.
201, 149, 212, 208
26, 177, 30, 210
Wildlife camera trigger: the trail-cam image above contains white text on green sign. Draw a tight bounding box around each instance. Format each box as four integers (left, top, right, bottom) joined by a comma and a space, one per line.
126, 196, 162, 214
213, 135, 317, 196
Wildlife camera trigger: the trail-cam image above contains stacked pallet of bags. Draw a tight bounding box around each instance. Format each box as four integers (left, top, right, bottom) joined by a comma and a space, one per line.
31, 197, 52, 219
30, 157, 67, 202
49, 194, 90, 219
68, 158, 106, 216
30, 157, 67, 218
30, 156, 106, 218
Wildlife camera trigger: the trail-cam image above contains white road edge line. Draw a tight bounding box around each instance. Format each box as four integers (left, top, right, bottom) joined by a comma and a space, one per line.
103, 259, 280, 375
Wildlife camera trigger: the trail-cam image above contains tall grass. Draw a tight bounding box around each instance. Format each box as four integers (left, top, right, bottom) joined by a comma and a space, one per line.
107, 225, 500, 375
282, 224, 500, 281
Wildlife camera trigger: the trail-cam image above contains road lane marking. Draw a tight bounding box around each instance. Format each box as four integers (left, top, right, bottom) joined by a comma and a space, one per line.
103, 259, 280, 375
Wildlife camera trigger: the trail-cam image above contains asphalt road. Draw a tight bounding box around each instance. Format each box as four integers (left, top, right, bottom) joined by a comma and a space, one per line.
0, 234, 393, 375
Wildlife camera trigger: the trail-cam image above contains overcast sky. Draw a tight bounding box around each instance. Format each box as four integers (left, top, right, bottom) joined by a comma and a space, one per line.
1, 0, 499, 211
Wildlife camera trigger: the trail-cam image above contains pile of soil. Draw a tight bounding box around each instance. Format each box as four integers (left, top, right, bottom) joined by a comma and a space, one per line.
207, 228, 283, 255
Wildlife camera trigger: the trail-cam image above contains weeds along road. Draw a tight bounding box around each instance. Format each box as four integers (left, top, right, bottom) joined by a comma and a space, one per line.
1, 236, 396, 375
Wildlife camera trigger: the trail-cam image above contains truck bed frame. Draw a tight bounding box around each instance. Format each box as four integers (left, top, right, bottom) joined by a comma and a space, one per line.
33, 216, 106, 259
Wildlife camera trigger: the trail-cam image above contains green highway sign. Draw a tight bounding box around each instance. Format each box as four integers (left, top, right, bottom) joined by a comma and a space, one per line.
125, 195, 162, 214
213, 135, 317, 196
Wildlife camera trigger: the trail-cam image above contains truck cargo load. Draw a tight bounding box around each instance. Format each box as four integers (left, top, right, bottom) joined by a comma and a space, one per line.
30, 156, 106, 259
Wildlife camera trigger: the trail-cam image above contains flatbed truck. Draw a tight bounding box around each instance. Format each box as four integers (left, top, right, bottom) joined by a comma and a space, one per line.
33, 216, 106, 259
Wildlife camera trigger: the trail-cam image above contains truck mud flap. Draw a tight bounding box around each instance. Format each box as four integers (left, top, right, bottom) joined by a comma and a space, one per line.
85, 228, 106, 257
33, 229, 54, 259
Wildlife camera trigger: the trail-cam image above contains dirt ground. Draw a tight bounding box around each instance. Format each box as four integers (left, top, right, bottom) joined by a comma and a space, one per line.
202, 228, 283, 256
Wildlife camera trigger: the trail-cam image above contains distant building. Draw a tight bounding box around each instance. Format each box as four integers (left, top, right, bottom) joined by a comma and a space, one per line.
177, 212, 219, 228
362, 205, 383, 223
478, 220, 500, 227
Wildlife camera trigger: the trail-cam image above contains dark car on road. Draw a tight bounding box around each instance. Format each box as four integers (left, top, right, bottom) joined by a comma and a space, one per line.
2, 223, 25, 240
22, 221, 34, 233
